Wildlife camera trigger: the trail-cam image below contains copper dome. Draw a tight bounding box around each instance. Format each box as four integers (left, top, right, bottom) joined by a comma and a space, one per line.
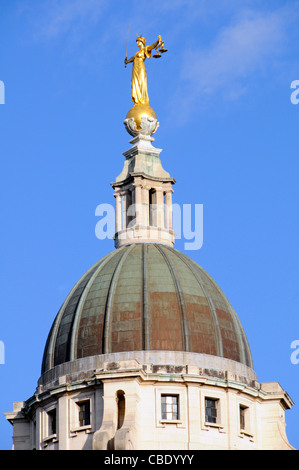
41, 243, 253, 374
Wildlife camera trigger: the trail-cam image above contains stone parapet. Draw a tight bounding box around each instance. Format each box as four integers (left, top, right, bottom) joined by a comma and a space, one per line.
37, 351, 258, 392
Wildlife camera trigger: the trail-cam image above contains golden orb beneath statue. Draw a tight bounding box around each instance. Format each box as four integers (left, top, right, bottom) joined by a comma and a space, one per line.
126, 103, 157, 130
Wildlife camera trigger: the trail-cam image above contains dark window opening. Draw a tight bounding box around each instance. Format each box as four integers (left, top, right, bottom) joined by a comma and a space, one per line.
77, 400, 90, 427
149, 189, 154, 226
205, 398, 218, 424
117, 391, 125, 430
48, 409, 57, 435
240, 405, 247, 430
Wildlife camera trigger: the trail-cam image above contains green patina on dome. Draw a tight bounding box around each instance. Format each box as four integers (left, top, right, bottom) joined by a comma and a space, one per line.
42, 243, 253, 374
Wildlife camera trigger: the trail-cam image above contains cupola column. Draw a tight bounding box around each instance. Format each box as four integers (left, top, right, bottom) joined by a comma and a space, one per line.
165, 189, 173, 230
114, 192, 122, 233
133, 182, 143, 227
142, 184, 150, 226
152, 187, 165, 229
121, 190, 129, 230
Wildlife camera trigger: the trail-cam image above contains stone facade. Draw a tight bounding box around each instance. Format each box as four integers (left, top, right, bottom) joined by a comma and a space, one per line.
5, 352, 294, 450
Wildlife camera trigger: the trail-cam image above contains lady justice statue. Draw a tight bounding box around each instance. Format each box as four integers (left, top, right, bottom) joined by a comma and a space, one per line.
124, 33, 167, 136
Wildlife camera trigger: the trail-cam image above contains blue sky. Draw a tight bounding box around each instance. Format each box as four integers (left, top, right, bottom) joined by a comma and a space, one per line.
0, 0, 298, 450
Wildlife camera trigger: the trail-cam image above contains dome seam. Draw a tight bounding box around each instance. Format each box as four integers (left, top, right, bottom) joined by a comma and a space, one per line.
69, 247, 127, 361
142, 244, 150, 350
102, 244, 135, 354
154, 243, 190, 352
163, 246, 224, 359
186, 255, 253, 368
43, 259, 106, 371
41, 243, 253, 372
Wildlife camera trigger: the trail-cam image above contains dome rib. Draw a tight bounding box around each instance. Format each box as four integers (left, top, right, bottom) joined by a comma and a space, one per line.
162, 246, 224, 358
69, 247, 126, 361
154, 243, 190, 352
102, 244, 135, 354
217, 293, 253, 368
187, 255, 253, 368
142, 244, 149, 350
43, 260, 103, 371
41, 243, 254, 373
191, 261, 253, 368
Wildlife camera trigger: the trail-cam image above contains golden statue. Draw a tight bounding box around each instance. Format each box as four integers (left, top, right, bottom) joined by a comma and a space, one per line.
124, 34, 167, 131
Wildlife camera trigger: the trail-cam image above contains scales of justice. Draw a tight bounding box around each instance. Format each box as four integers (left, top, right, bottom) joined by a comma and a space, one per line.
124, 33, 167, 137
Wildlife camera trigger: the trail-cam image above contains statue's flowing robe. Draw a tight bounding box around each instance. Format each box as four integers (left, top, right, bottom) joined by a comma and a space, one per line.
131, 46, 151, 105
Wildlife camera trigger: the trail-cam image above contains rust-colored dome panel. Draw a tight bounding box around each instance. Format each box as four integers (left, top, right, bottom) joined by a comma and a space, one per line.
41, 243, 253, 373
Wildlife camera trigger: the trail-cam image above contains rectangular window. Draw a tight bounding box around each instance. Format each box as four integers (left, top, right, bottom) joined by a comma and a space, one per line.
161, 394, 179, 421
240, 405, 248, 431
77, 400, 90, 427
205, 398, 219, 424
47, 408, 57, 436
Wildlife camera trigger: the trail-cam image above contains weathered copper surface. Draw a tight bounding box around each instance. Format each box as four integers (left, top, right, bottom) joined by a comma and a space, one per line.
42, 243, 253, 373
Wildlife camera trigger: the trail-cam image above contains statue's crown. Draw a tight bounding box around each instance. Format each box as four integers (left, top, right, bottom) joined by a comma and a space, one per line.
136, 34, 146, 45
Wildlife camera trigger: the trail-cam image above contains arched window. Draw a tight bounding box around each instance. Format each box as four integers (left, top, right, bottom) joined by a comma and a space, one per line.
116, 390, 125, 430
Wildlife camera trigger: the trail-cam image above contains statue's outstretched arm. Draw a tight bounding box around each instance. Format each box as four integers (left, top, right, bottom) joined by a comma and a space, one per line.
124, 55, 134, 67
147, 35, 162, 52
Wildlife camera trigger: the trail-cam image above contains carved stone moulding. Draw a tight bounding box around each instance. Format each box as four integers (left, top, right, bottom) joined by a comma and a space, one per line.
124, 116, 159, 137
124, 103, 159, 137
